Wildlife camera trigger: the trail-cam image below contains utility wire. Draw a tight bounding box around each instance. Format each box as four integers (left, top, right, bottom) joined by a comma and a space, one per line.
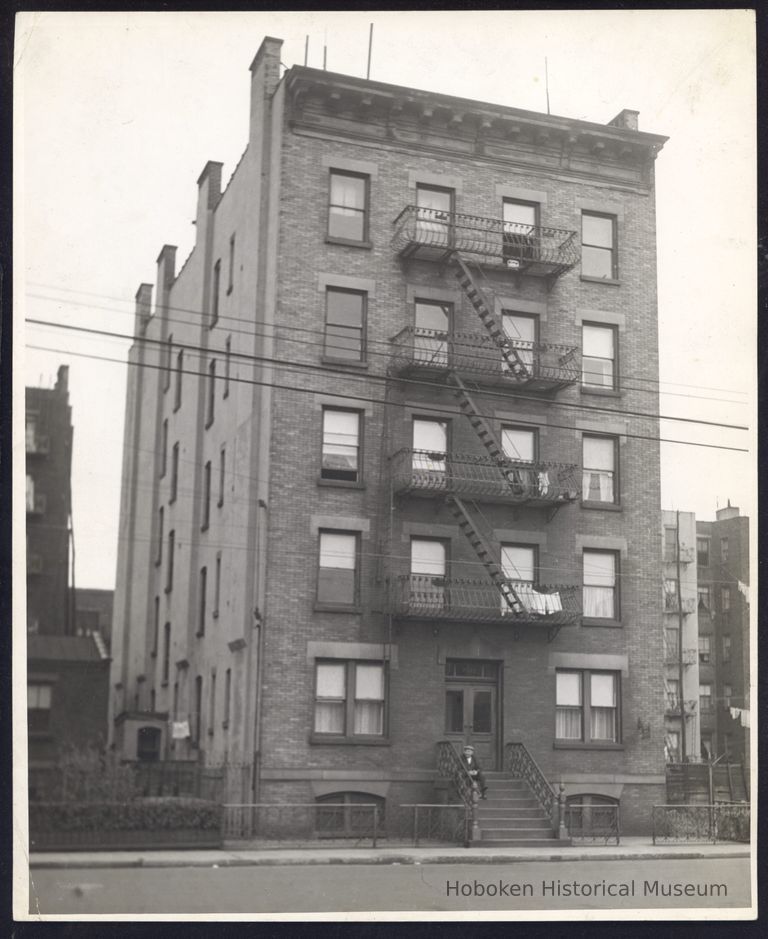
25, 318, 751, 433
26, 341, 751, 454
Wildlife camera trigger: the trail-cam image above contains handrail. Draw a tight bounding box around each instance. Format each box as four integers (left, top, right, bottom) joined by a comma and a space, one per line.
435, 740, 474, 808
505, 741, 562, 836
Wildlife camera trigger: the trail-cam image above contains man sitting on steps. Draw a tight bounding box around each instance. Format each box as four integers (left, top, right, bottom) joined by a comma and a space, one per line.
460, 744, 488, 800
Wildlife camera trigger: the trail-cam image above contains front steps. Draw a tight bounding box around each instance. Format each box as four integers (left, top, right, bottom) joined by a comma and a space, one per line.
475, 772, 571, 847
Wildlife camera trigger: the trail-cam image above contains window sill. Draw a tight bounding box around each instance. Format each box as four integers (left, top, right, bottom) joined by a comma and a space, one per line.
317, 478, 366, 490
325, 236, 373, 250
310, 734, 390, 746
321, 356, 369, 370
314, 603, 361, 614
582, 617, 623, 628
553, 741, 624, 751
580, 386, 621, 397
581, 501, 623, 512
580, 275, 621, 287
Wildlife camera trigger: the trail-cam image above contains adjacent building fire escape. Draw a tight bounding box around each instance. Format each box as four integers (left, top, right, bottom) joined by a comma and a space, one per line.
385, 206, 583, 639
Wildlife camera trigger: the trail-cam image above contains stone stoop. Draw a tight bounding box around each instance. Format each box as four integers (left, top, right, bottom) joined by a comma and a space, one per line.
475, 772, 571, 847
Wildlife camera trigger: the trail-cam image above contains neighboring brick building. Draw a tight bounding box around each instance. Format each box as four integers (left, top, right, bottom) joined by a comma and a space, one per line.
111, 38, 669, 833
696, 504, 750, 768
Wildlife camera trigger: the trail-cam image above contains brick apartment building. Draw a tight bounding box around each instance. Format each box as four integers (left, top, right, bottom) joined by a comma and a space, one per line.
111, 37, 670, 833
26, 367, 111, 786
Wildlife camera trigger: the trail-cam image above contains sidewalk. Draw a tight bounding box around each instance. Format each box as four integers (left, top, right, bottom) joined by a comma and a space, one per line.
29, 838, 751, 870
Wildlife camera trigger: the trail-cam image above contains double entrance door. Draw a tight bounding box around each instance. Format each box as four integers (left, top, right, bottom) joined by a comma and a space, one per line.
444, 660, 500, 770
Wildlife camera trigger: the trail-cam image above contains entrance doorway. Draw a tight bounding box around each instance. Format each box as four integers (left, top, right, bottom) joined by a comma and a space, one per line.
444, 660, 500, 769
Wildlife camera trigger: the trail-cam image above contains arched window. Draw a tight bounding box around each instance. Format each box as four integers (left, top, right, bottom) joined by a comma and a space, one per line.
565, 793, 619, 841
315, 791, 385, 838
137, 726, 161, 762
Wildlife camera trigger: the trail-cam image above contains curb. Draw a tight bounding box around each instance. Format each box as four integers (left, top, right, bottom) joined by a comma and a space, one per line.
29, 850, 751, 870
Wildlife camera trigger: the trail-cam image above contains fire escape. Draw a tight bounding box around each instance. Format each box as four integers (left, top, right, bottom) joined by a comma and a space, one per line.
385, 206, 582, 641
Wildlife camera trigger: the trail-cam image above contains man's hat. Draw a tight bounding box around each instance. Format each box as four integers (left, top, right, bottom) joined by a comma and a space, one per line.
463, 744, 474, 751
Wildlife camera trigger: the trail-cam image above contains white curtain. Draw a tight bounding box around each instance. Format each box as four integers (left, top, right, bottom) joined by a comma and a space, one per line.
583, 551, 616, 617
413, 419, 447, 473
322, 410, 359, 472
590, 673, 617, 740
353, 664, 384, 735
314, 663, 346, 734
556, 672, 582, 739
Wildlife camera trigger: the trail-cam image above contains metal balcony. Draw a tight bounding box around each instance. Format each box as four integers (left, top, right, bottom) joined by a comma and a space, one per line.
389, 327, 579, 392
664, 594, 697, 615
391, 449, 579, 505
388, 574, 581, 628
665, 695, 697, 715
392, 206, 579, 278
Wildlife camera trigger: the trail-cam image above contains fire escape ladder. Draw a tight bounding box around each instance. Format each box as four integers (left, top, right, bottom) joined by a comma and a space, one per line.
452, 254, 529, 380
448, 495, 525, 616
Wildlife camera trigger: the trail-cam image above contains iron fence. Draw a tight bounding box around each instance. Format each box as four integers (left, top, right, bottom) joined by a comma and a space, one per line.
223, 803, 381, 846
398, 804, 471, 846
652, 803, 750, 844
565, 802, 620, 845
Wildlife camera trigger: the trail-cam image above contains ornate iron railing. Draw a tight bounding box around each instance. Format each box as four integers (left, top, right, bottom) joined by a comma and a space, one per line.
505, 741, 562, 837
398, 803, 471, 846
436, 740, 475, 808
390, 448, 579, 504
665, 695, 698, 714
390, 575, 581, 627
392, 205, 579, 277
565, 802, 621, 845
389, 326, 579, 390
652, 803, 750, 844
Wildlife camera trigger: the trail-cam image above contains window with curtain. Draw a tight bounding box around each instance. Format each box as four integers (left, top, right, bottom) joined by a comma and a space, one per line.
410, 538, 446, 606
581, 434, 617, 502
314, 661, 386, 739
415, 184, 453, 246
412, 418, 447, 475
583, 550, 618, 619
28, 683, 52, 733
556, 670, 619, 743
321, 409, 361, 482
328, 171, 369, 241
582, 323, 616, 388
317, 531, 358, 606
414, 300, 450, 367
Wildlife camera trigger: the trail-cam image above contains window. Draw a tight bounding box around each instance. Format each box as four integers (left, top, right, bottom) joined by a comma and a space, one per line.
321, 409, 361, 483
697, 537, 710, 567
663, 577, 678, 611
698, 635, 711, 664
666, 678, 680, 711
318, 531, 359, 607
410, 537, 447, 605
663, 527, 677, 563
582, 323, 617, 389
502, 426, 536, 463
213, 553, 221, 618
194, 676, 203, 743
206, 360, 216, 427
699, 683, 713, 714
555, 670, 619, 744
223, 668, 231, 728
211, 260, 221, 327
137, 726, 161, 762
328, 170, 369, 242
501, 312, 537, 372
156, 507, 164, 565
721, 586, 731, 612
160, 420, 168, 477
720, 537, 729, 562
152, 597, 159, 657
324, 288, 366, 362
698, 585, 711, 611
166, 531, 175, 593
583, 550, 618, 620
208, 670, 216, 737
665, 731, 680, 763
722, 635, 732, 664
224, 336, 231, 398
582, 435, 617, 503
723, 684, 733, 707
315, 792, 385, 838
502, 199, 539, 265
415, 184, 453, 246
313, 660, 386, 738
581, 211, 617, 279
197, 567, 207, 636
164, 335, 173, 392
162, 623, 171, 683
412, 417, 447, 475
201, 461, 211, 531
28, 683, 52, 733
26, 475, 35, 513
227, 235, 235, 293
664, 626, 679, 661
170, 443, 179, 503
700, 734, 713, 760
218, 446, 225, 507
174, 349, 184, 411
25, 414, 37, 452
414, 300, 451, 366
501, 544, 538, 614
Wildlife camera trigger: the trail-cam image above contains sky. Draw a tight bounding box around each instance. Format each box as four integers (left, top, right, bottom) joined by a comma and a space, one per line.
15, 10, 756, 590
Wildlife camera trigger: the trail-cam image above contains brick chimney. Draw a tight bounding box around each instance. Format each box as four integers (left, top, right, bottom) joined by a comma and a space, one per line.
249, 36, 283, 145
607, 109, 639, 131
134, 283, 153, 337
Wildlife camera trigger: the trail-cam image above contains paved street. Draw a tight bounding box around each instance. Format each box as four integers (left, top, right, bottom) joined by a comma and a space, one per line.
28, 857, 751, 916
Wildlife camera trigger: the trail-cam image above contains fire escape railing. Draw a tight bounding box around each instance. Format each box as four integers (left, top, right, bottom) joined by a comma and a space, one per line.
392, 206, 580, 276
389, 326, 579, 387
391, 448, 579, 504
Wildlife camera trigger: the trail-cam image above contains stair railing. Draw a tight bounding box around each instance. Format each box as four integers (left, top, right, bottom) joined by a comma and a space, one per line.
436, 740, 479, 843
505, 741, 566, 838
